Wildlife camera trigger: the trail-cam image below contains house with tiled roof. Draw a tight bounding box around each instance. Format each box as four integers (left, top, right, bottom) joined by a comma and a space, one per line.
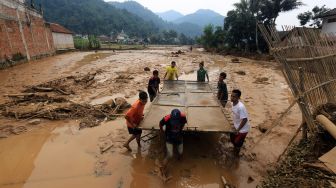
319, 8, 336, 34
49, 23, 75, 50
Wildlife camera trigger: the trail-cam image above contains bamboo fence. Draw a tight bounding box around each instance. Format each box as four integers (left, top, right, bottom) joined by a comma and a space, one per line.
258, 24, 336, 133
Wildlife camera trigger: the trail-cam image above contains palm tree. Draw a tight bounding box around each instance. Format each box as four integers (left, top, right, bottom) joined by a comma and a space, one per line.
260, 0, 303, 24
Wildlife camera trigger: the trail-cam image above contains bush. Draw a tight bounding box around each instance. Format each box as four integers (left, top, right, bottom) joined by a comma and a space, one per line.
12, 53, 25, 61
74, 36, 101, 50
74, 37, 90, 50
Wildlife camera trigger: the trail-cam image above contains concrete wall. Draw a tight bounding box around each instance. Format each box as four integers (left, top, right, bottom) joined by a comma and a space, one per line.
0, 0, 55, 65
52, 32, 74, 50
322, 15, 336, 34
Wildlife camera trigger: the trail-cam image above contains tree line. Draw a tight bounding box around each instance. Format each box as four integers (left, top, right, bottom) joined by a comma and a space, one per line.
198, 0, 330, 53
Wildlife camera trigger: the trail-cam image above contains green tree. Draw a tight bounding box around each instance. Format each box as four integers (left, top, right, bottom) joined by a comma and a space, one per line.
224, 0, 256, 51
259, 0, 303, 24
297, 5, 330, 28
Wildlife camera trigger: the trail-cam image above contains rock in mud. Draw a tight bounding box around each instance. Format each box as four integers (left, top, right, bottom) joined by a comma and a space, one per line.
231, 58, 240, 63
235, 71, 246, 75
248, 176, 254, 183
144, 67, 150, 71
258, 123, 271, 133
115, 97, 130, 108
103, 99, 116, 108
28, 119, 42, 125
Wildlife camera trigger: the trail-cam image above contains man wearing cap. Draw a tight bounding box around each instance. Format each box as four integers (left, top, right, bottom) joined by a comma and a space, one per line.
159, 109, 187, 167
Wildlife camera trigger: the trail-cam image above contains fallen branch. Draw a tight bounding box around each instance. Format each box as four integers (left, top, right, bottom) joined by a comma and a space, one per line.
55, 88, 70, 95
32, 86, 53, 92
302, 162, 334, 174
4, 93, 35, 97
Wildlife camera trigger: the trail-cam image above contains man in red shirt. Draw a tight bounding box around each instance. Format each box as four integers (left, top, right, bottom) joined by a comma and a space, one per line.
123, 91, 148, 151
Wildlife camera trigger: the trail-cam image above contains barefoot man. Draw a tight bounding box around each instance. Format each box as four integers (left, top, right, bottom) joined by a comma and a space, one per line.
123, 91, 148, 151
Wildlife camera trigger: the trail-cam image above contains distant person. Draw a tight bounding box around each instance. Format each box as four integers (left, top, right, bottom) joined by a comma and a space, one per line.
190, 46, 193, 52
148, 70, 160, 102
197, 61, 209, 82
123, 91, 148, 151
164, 61, 178, 80
217, 72, 228, 107
230, 89, 250, 155
159, 109, 187, 167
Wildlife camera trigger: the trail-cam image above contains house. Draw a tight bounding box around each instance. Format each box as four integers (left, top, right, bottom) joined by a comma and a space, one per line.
97, 35, 114, 43
0, 0, 55, 64
319, 8, 336, 34
49, 23, 75, 51
116, 30, 129, 43
278, 27, 320, 46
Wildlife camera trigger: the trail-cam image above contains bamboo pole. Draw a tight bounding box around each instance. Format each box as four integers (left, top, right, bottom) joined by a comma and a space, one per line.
316, 115, 336, 140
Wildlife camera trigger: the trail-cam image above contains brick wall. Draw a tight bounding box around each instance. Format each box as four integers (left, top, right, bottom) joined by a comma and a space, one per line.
0, 0, 55, 65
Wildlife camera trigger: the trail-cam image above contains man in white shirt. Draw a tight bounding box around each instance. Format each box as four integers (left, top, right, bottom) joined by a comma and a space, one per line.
230, 89, 250, 155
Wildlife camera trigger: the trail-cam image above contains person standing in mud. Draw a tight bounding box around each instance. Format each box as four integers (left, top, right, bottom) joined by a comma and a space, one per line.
230, 89, 250, 155
217, 72, 228, 107
159, 109, 187, 167
123, 91, 148, 151
197, 61, 209, 82
164, 61, 179, 80
147, 70, 160, 102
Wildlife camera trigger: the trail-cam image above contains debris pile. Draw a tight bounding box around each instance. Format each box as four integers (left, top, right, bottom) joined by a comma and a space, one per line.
261, 103, 336, 187
171, 50, 185, 57
23, 70, 102, 95
231, 58, 240, 63
0, 70, 130, 130
261, 136, 335, 188
0, 93, 129, 129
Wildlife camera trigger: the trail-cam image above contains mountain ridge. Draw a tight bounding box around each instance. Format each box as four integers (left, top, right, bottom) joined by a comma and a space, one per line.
156, 10, 184, 22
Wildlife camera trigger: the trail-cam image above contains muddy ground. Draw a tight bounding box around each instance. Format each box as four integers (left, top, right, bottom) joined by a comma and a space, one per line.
0, 46, 302, 188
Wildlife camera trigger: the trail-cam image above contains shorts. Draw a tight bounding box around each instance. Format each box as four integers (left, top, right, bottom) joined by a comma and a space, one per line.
148, 88, 157, 102
127, 127, 142, 135
149, 93, 157, 102
166, 142, 183, 158
230, 132, 247, 148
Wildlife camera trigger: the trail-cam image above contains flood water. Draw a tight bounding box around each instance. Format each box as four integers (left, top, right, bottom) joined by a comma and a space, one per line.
0, 46, 301, 188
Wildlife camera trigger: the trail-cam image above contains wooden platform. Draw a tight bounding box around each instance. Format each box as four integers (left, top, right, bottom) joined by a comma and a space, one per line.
139, 80, 234, 133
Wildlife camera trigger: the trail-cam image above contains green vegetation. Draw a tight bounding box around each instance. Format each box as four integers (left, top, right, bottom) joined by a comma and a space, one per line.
100, 44, 146, 50
150, 30, 194, 45
74, 35, 100, 50
297, 5, 330, 28
35, 0, 158, 38
198, 0, 303, 53
12, 52, 25, 61
74, 37, 89, 50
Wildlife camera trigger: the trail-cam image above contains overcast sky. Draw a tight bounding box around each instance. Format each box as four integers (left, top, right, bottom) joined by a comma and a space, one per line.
106, 0, 336, 29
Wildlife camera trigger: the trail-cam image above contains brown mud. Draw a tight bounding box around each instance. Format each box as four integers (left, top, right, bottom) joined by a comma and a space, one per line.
0, 46, 301, 187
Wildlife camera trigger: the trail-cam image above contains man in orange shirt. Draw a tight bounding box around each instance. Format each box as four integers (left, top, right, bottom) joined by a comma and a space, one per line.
123, 91, 148, 151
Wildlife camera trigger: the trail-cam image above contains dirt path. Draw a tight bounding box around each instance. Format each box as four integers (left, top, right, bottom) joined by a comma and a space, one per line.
0, 46, 301, 188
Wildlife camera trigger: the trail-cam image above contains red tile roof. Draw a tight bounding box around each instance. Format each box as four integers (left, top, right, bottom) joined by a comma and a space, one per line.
49, 23, 74, 34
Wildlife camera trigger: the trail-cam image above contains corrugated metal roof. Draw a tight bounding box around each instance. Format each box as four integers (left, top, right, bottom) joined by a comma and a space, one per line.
319, 8, 336, 18
49, 23, 74, 34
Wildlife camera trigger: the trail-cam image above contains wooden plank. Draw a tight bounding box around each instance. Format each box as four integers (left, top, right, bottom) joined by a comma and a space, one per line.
139, 80, 234, 133
319, 147, 336, 174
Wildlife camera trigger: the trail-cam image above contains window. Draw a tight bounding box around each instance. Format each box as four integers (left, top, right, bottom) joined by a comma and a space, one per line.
328, 18, 336, 23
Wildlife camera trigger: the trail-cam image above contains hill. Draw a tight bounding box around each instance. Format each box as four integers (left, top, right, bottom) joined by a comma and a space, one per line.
157, 10, 184, 22
35, 0, 158, 37
109, 1, 202, 37
173, 9, 225, 27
